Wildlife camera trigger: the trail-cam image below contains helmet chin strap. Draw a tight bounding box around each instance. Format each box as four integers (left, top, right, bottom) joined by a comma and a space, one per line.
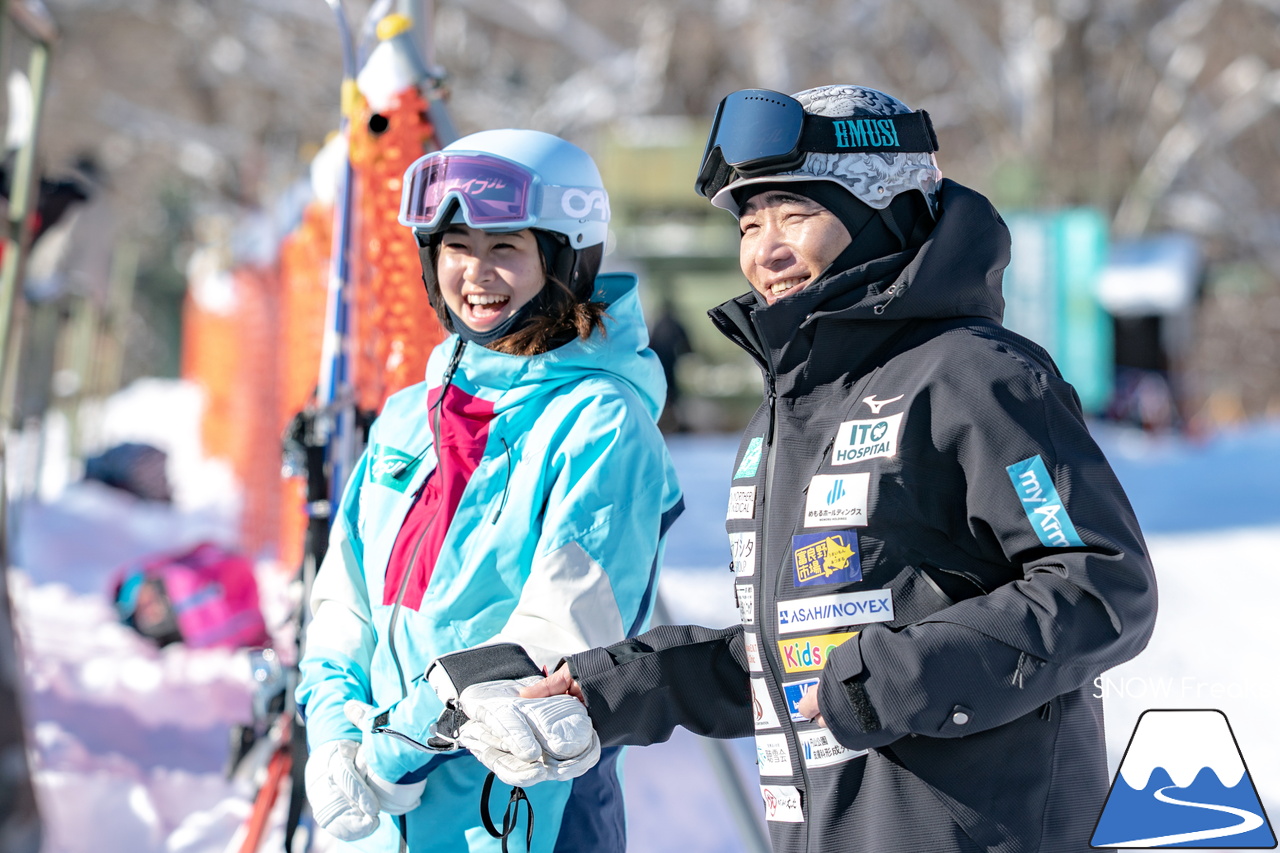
444, 292, 550, 347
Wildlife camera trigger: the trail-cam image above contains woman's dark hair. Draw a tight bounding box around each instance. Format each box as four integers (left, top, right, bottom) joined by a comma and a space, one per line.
420, 228, 608, 356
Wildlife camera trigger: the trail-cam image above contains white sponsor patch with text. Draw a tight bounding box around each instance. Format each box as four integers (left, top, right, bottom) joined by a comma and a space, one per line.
727, 486, 756, 520
760, 784, 804, 823
755, 732, 793, 777
803, 473, 870, 528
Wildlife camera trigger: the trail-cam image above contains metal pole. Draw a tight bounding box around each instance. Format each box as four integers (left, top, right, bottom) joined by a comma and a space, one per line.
0, 38, 53, 427
651, 592, 772, 853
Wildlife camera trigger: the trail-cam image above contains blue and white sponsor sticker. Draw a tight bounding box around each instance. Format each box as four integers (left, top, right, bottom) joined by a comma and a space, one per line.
798, 728, 866, 769
803, 473, 870, 528
755, 732, 793, 777
782, 678, 820, 722
761, 784, 804, 823
832, 413, 903, 465
730, 531, 757, 576
751, 677, 781, 730
727, 485, 756, 520
791, 530, 862, 587
777, 589, 894, 635
1006, 455, 1084, 548
734, 436, 764, 479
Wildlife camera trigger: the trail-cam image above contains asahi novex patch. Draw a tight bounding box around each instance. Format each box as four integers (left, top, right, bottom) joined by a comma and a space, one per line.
791, 530, 862, 587
1006, 455, 1084, 548
777, 589, 894, 634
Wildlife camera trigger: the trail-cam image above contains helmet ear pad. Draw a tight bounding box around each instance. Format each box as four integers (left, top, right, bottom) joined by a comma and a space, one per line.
530, 229, 602, 302
416, 229, 454, 333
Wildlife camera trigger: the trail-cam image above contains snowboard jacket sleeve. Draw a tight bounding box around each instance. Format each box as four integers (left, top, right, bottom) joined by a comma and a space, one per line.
568, 623, 755, 747
486, 384, 682, 670
818, 346, 1158, 750
295, 451, 376, 749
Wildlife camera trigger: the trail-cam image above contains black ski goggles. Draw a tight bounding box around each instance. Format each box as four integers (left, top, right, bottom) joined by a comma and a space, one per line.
694, 88, 940, 200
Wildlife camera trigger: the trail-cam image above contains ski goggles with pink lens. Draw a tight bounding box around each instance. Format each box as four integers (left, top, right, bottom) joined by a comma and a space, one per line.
398, 151, 608, 233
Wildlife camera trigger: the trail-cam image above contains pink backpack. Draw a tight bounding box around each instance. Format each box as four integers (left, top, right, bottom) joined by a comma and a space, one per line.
113, 542, 270, 649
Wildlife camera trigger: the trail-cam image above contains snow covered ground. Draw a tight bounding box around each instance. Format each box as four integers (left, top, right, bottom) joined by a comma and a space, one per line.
7, 379, 1279, 852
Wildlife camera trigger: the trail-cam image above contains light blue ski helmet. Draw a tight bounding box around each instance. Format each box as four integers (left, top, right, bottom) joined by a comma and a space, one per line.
399, 128, 611, 248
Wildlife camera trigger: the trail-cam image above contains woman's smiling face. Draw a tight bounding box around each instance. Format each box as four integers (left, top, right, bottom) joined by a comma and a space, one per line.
435, 225, 546, 331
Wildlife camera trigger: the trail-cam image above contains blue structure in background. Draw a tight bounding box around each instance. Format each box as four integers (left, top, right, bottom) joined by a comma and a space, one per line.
1003, 208, 1113, 414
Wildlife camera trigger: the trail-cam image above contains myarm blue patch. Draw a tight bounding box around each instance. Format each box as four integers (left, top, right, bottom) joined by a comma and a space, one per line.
1006, 455, 1084, 548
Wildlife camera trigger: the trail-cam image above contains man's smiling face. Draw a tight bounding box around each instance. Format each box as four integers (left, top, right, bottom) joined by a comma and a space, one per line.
738, 190, 852, 306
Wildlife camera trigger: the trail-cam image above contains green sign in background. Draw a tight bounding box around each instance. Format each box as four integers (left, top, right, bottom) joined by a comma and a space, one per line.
1002, 209, 1113, 414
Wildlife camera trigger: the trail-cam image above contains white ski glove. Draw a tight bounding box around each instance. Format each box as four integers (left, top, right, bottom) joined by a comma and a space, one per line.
453, 678, 602, 788
304, 739, 382, 842
343, 701, 428, 815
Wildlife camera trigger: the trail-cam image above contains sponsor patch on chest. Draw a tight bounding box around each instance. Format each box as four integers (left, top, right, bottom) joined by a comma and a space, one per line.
735, 583, 755, 625
832, 412, 903, 465
777, 589, 894, 634
751, 677, 781, 729
761, 784, 805, 823
729, 531, 756, 576
734, 436, 764, 479
755, 732, 793, 777
777, 632, 858, 673
744, 630, 763, 673
782, 678, 820, 722
803, 473, 870, 528
791, 530, 862, 587
727, 485, 756, 520
799, 728, 866, 769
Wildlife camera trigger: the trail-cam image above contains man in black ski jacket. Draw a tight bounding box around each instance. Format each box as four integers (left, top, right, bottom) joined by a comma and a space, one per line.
448, 84, 1158, 853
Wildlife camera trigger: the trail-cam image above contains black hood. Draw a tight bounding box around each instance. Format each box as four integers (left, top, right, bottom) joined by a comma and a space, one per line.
709, 179, 1010, 395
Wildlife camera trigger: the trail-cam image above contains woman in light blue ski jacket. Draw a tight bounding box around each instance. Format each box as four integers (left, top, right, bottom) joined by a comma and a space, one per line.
296, 129, 683, 853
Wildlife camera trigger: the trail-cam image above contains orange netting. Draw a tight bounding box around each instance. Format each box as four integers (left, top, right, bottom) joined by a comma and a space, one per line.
182, 85, 446, 566
349, 85, 448, 412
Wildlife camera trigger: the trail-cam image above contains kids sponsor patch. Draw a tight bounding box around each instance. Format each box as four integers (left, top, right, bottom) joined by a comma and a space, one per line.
777, 589, 894, 634
727, 485, 756, 520
803, 473, 870, 528
832, 412, 903, 465
799, 728, 866, 769
755, 732, 793, 777
777, 632, 858, 674
791, 530, 862, 587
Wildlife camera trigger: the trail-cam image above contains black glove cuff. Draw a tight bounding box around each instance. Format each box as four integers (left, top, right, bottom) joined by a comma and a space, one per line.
428, 643, 542, 701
